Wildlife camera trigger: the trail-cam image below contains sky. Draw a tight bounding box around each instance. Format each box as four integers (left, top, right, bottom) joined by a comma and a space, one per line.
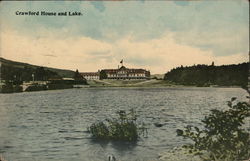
0, 0, 249, 74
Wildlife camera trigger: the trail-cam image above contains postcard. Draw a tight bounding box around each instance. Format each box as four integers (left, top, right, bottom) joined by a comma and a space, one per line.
0, 0, 249, 161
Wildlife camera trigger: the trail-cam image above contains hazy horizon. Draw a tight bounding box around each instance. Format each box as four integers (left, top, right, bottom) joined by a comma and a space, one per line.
0, 0, 249, 74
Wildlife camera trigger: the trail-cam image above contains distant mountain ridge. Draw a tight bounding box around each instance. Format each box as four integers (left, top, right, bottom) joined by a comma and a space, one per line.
0, 57, 75, 78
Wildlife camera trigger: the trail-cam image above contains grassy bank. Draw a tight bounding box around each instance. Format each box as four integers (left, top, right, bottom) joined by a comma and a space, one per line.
158, 147, 202, 161
87, 79, 244, 88
0, 83, 76, 93
87, 79, 175, 87
0, 84, 23, 93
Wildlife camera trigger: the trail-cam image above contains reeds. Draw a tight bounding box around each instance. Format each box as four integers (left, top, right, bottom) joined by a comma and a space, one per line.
88, 109, 147, 141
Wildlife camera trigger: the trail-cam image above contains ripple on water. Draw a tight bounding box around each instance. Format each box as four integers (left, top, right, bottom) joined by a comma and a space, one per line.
0, 87, 247, 161
63, 137, 86, 141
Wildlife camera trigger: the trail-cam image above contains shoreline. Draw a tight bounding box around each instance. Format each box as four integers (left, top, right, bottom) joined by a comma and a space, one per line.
86, 79, 244, 88
87, 85, 243, 88
0, 79, 245, 94
0, 84, 245, 94
157, 147, 202, 161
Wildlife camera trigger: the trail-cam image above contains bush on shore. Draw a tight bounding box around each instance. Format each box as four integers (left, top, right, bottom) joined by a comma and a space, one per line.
47, 83, 73, 90
0, 84, 22, 93
25, 84, 47, 92
176, 98, 250, 161
88, 109, 147, 141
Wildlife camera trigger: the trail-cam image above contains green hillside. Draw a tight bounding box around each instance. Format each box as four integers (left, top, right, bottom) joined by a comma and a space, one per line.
0, 57, 75, 81
164, 63, 249, 87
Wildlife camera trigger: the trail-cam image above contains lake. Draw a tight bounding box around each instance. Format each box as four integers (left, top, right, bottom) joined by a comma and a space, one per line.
0, 87, 248, 161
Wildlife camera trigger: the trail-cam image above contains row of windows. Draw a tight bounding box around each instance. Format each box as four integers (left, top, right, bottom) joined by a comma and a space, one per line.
118, 71, 126, 74
108, 74, 145, 77
84, 76, 99, 80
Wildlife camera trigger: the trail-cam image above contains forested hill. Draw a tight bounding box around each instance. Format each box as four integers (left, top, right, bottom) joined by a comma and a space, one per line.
0, 57, 75, 81
164, 63, 249, 87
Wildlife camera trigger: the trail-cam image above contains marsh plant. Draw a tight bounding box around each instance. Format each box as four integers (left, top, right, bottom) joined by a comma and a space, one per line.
177, 98, 250, 161
88, 109, 147, 141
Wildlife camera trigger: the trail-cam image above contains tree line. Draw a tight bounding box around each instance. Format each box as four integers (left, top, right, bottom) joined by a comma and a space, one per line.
164, 62, 248, 87
1, 64, 85, 84
1, 65, 61, 83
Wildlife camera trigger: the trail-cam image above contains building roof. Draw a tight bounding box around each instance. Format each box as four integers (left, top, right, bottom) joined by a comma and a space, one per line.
102, 66, 149, 74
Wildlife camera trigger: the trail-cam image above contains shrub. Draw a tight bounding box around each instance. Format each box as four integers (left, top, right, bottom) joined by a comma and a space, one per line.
47, 84, 73, 90
0, 84, 23, 93
88, 109, 147, 141
25, 84, 47, 92
176, 98, 250, 161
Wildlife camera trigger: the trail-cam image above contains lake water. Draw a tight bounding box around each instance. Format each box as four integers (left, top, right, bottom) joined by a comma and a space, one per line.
0, 87, 248, 161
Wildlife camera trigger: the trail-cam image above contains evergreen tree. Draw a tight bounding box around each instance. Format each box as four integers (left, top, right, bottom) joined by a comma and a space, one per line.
164, 63, 248, 87
74, 69, 84, 80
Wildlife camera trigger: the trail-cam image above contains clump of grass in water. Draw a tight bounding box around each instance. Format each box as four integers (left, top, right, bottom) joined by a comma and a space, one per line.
88, 109, 147, 141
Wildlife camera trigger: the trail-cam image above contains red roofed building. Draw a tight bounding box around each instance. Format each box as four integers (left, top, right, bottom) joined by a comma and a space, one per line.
100, 66, 150, 80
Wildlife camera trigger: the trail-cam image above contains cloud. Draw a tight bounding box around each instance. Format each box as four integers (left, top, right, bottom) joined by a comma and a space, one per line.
173, 26, 249, 56
112, 33, 247, 73
1, 29, 247, 74
43, 54, 57, 57
173, 1, 189, 6
1, 1, 248, 58
1, 1, 248, 50
90, 1, 105, 12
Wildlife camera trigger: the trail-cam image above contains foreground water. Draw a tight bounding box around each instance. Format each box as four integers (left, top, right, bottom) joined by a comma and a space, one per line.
0, 87, 248, 161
